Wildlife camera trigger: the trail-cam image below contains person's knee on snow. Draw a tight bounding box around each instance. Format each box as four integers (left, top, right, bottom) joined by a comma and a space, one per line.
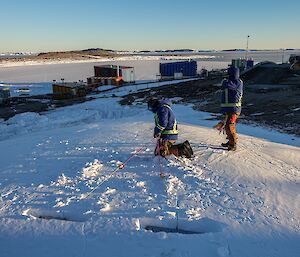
177, 140, 194, 158
148, 97, 193, 158
157, 140, 193, 159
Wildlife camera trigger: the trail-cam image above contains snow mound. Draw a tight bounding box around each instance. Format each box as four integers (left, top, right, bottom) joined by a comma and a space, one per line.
82, 159, 103, 178
6, 112, 49, 127
0, 112, 49, 138
0, 98, 144, 140
55, 173, 74, 186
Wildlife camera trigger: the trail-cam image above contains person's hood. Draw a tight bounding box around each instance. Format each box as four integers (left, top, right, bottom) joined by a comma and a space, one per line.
159, 99, 172, 107
151, 99, 172, 113
228, 66, 240, 81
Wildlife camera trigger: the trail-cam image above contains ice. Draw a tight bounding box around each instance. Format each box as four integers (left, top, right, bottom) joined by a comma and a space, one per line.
0, 59, 228, 83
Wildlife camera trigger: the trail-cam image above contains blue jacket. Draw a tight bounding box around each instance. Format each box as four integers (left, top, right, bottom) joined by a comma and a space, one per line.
153, 100, 178, 140
221, 66, 243, 113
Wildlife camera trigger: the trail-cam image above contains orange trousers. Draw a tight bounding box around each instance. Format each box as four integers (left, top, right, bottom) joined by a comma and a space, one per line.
225, 112, 240, 146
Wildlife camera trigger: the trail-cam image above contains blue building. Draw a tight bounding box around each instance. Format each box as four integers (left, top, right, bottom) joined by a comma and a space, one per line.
159, 60, 197, 79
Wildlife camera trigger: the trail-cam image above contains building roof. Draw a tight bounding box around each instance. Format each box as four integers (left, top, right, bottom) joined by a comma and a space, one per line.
94, 65, 134, 69
53, 82, 85, 88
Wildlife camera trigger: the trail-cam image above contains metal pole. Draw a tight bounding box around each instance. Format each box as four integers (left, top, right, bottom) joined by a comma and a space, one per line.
246, 35, 250, 59
175, 196, 179, 232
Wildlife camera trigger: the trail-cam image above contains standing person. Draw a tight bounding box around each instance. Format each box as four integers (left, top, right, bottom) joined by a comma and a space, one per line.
219, 66, 243, 151
147, 98, 193, 158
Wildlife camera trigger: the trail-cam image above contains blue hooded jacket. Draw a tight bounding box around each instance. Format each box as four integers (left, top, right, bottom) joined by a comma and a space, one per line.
153, 99, 178, 140
221, 66, 243, 113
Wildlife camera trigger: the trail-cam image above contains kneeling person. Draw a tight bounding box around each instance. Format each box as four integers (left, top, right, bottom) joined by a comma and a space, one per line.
147, 98, 193, 158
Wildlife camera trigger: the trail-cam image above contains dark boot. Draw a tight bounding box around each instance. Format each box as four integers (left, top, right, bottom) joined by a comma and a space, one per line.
178, 140, 193, 158
221, 141, 230, 147
168, 146, 179, 157
184, 140, 194, 156
228, 144, 237, 151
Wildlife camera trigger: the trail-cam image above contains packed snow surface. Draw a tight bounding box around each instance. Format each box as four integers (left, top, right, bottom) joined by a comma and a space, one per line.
0, 98, 299, 257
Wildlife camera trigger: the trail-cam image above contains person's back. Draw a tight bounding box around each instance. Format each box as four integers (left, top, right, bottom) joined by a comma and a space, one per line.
153, 99, 178, 141
221, 66, 243, 114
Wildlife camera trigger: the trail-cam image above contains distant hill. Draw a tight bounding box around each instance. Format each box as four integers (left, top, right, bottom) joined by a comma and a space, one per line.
37, 48, 117, 59
222, 49, 246, 52
136, 49, 195, 53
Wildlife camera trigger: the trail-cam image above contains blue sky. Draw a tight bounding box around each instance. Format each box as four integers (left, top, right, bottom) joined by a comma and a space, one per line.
0, 0, 299, 52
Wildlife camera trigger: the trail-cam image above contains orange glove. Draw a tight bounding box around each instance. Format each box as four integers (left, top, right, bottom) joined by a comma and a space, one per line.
213, 121, 225, 132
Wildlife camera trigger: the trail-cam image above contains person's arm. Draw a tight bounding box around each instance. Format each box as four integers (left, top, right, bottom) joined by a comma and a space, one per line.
226, 80, 243, 93
220, 79, 228, 90
154, 107, 168, 137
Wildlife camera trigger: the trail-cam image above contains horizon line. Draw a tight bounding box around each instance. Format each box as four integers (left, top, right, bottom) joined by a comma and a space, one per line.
1, 48, 300, 54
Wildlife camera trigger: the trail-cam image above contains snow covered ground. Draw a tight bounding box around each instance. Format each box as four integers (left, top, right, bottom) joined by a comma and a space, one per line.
0, 97, 299, 257
0, 82, 52, 97
0, 78, 200, 97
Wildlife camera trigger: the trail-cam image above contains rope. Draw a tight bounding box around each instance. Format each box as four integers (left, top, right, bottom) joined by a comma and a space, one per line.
155, 139, 165, 178
175, 196, 179, 233
82, 147, 144, 199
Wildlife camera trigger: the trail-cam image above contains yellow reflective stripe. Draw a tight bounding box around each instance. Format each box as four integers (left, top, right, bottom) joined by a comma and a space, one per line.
161, 129, 178, 135
156, 124, 165, 130
225, 88, 229, 104
154, 113, 165, 130
238, 94, 243, 104
162, 104, 172, 110
222, 88, 242, 107
162, 119, 178, 134
221, 102, 242, 107
155, 104, 178, 134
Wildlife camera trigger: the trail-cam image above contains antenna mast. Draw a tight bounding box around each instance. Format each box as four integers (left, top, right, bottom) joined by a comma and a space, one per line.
246, 35, 250, 59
